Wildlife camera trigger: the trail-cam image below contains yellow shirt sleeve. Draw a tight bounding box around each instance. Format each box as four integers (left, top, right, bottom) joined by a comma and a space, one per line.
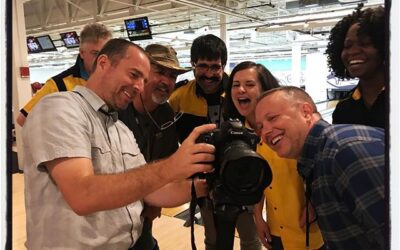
20, 78, 59, 116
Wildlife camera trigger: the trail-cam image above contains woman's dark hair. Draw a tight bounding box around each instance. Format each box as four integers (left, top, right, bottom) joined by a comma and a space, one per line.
224, 61, 280, 122
325, 6, 385, 79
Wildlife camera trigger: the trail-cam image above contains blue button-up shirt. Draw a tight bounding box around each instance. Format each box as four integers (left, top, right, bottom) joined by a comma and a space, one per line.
298, 120, 385, 250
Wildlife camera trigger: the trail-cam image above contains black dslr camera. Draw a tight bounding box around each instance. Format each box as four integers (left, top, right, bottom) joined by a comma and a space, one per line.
196, 119, 272, 214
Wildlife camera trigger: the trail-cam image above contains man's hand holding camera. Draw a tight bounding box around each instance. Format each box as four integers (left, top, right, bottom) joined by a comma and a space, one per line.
163, 124, 216, 182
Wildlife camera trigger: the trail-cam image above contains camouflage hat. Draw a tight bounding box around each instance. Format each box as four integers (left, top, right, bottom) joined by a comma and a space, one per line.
145, 44, 192, 74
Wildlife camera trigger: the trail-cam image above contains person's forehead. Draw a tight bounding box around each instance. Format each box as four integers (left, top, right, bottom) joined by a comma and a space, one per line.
346, 23, 358, 34
119, 47, 150, 73
196, 58, 222, 64
234, 68, 257, 79
127, 46, 148, 60
348, 24, 373, 42
81, 41, 105, 51
346, 23, 368, 40
151, 62, 178, 74
258, 92, 285, 109
151, 63, 171, 72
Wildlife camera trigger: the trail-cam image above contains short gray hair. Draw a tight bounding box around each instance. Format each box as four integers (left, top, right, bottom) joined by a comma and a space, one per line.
257, 86, 319, 114
80, 23, 112, 44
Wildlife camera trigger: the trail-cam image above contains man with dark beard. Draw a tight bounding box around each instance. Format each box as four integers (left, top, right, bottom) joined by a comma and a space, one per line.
169, 34, 261, 250
169, 34, 230, 142
118, 44, 191, 249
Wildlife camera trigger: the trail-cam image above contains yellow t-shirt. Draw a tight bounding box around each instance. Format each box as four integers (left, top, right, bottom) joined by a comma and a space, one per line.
257, 142, 324, 249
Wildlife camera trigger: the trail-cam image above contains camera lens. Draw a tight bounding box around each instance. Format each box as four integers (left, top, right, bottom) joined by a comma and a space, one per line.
194, 119, 273, 207
218, 141, 272, 205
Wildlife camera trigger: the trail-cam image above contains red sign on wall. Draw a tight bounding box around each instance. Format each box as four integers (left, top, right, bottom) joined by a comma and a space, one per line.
20, 67, 30, 78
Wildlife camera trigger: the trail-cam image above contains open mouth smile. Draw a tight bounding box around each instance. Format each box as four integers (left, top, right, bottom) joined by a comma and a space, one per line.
237, 97, 251, 106
270, 134, 283, 146
348, 59, 365, 66
123, 90, 132, 98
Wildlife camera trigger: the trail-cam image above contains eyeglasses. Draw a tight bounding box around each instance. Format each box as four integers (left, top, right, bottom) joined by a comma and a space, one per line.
194, 63, 223, 73
140, 94, 183, 131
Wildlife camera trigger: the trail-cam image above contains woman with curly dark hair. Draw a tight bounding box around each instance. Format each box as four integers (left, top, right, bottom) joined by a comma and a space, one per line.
326, 6, 386, 128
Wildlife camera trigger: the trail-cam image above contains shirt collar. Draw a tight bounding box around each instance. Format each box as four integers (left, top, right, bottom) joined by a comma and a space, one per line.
297, 119, 330, 179
73, 85, 118, 122
352, 84, 386, 101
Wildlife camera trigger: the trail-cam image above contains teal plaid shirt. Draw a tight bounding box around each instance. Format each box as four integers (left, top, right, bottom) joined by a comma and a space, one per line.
298, 120, 385, 250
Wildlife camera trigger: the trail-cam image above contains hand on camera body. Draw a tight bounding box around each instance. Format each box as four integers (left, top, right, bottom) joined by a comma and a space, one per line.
163, 124, 216, 182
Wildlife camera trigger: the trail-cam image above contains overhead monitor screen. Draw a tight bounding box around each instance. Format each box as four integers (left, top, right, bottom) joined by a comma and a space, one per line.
60, 31, 80, 48
124, 16, 152, 41
27, 36, 42, 53
36, 35, 57, 52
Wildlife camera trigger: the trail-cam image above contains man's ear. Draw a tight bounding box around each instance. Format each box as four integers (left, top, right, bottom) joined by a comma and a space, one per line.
96, 54, 108, 70
301, 102, 314, 119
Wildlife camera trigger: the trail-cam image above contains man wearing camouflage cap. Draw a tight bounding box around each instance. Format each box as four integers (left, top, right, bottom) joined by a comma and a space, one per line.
118, 43, 191, 250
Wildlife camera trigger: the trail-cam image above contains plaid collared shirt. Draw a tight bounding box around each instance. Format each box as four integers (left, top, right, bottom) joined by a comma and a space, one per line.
298, 119, 385, 250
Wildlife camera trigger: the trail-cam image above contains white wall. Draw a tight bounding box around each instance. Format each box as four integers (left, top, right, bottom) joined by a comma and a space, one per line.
30, 67, 68, 83
304, 53, 329, 103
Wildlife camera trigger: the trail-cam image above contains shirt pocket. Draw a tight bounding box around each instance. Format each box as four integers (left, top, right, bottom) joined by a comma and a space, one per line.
120, 132, 146, 171
90, 136, 113, 174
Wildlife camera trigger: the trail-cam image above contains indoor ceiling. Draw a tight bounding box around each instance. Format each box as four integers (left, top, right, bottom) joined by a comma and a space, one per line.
23, 0, 384, 68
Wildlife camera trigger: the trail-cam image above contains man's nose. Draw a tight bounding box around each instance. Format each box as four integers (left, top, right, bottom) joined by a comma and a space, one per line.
261, 123, 272, 140
133, 79, 145, 94
204, 69, 215, 77
347, 44, 362, 55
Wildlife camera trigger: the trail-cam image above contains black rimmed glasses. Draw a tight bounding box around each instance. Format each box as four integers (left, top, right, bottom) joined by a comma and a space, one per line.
194, 63, 223, 73
140, 94, 183, 131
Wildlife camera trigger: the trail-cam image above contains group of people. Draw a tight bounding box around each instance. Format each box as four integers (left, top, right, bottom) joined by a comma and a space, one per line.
18, 5, 386, 250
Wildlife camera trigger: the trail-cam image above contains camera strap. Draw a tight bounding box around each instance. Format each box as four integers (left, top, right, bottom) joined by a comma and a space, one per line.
190, 178, 198, 250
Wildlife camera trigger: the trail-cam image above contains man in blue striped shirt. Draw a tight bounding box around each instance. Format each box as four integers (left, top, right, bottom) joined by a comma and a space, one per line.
254, 86, 385, 250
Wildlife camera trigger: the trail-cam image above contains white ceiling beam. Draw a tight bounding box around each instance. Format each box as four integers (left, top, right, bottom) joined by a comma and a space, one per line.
54, 0, 67, 20
167, 0, 270, 25
39, 0, 45, 28
131, 0, 143, 14
25, 4, 189, 36
67, 0, 93, 21
93, 0, 98, 17
99, 0, 109, 16
109, 0, 160, 12
71, 0, 81, 21
64, 0, 71, 24
135, 0, 142, 10
109, 0, 136, 7
44, 0, 55, 26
